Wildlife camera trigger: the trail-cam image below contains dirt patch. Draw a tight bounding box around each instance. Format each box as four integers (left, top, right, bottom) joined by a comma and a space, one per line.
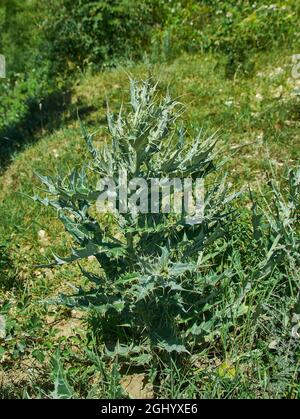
120, 373, 154, 399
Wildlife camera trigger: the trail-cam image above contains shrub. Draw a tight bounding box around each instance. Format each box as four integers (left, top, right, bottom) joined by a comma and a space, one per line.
152, 1, 300, 75
0, 0, 40, 76
40, 1, 300, 74
212, 1, 300, 77
0, 0, 65, 167
40, 0, 168, 73
0, 64, 62, 169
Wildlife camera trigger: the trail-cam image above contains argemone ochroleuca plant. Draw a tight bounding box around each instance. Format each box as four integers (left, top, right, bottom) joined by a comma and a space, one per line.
34, 79, 239, 358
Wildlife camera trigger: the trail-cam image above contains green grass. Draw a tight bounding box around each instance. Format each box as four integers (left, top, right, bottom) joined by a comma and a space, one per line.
0, 49, 299, 399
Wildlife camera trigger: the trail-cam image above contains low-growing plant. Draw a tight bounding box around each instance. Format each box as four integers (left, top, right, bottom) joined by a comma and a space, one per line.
34, 79, 241, 362
249, 166, 300, 294
246, 169, 300, 398
34, 81, 300, 397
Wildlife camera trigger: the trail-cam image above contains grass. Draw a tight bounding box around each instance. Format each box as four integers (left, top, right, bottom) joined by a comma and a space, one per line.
0, 49, 299, 399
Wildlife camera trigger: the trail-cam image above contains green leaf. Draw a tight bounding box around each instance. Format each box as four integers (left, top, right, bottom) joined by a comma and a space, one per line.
51, 352, 76, 400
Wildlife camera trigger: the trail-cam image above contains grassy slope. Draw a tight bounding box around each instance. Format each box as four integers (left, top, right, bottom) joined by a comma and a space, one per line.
0, 50, 299, 398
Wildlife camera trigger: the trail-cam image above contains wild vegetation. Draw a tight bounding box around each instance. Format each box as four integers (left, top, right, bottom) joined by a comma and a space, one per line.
0, 0, 299, 399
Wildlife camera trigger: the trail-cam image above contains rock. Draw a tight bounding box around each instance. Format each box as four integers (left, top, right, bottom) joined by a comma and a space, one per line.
0, 315, 5, 339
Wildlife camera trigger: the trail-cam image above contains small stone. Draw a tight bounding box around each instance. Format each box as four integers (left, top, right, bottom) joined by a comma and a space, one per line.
0, 315, 6, 339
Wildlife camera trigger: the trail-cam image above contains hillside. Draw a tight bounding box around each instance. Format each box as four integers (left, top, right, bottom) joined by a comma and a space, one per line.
0, 50, 299, 398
